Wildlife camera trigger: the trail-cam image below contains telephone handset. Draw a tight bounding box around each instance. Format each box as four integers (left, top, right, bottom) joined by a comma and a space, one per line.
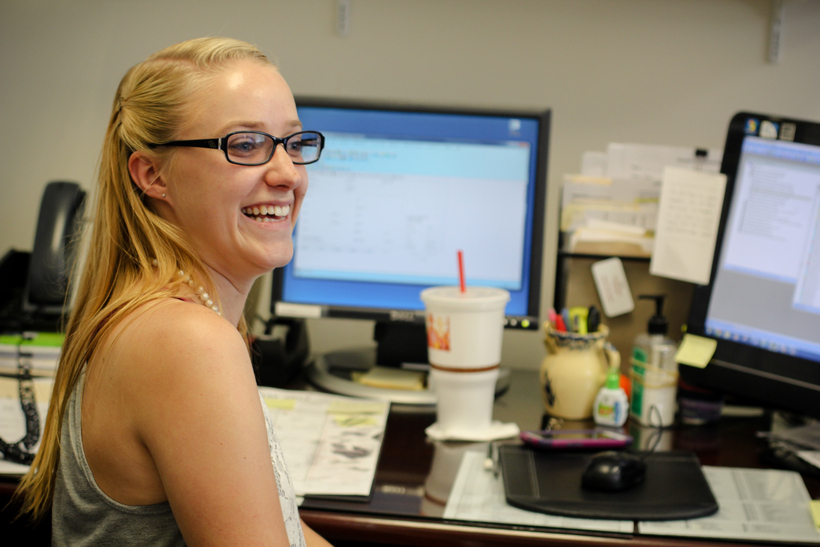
22, 181, 86, 315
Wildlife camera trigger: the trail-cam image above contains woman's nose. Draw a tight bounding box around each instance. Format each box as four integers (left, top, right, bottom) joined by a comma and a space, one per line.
264, 144, 302, 188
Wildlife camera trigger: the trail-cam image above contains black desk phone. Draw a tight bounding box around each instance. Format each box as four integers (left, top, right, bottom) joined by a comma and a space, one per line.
0, 181, 85, 331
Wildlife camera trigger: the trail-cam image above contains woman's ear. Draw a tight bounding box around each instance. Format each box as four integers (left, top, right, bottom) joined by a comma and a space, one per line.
128, 151, 168, 200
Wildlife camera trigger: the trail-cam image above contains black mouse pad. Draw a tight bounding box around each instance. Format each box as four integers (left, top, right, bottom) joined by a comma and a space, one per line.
500, 446, 718, 521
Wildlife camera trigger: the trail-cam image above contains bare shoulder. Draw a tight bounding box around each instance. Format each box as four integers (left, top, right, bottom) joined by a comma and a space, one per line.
102, 298, 261, 437
112, 299, 253, 391
98, 300, 290, 543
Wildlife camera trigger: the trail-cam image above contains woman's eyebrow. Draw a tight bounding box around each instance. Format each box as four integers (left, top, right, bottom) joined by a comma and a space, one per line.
222, 120, 303, 133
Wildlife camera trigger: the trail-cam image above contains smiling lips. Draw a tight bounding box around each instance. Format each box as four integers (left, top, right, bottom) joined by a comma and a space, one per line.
241, 204, 291, 222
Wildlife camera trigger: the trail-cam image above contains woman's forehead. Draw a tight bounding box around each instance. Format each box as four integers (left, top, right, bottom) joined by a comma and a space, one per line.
183, 60, 298, 135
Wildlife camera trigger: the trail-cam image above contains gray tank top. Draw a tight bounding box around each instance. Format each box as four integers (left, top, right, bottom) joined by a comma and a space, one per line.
51, 372, 307, 546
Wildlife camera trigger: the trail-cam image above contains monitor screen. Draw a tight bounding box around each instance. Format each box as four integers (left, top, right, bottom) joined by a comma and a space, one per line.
272, 99, 549, 365
684, 112, 820, 419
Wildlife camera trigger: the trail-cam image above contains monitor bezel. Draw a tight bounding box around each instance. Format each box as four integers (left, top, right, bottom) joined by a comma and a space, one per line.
271, 97, 550, 331
683, 111, 820, 419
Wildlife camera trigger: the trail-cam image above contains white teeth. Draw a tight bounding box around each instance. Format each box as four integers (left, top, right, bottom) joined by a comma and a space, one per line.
242, 204, 291, 221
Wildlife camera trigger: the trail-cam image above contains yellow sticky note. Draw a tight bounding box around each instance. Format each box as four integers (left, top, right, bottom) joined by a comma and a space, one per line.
810, 500, 820, 528
264, 398, 296, 410
675, 334, 718, 368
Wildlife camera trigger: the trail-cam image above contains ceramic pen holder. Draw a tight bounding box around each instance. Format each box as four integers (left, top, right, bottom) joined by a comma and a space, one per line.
539, 323, 620, 420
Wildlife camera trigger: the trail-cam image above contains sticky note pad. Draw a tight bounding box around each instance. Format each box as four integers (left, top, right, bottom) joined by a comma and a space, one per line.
675, 334, 718, 368
811, 500, 820, 528
264, 397, 296, 410
354, 366, 425, 391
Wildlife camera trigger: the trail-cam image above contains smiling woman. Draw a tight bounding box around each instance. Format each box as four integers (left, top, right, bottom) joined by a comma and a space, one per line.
14, 37, 329, 547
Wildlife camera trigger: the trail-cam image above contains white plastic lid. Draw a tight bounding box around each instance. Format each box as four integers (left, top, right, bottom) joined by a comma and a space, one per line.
420, 286, 510, 311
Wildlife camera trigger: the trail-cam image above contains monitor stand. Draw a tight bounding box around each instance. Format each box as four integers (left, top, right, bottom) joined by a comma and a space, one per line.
305, 346, 512, 407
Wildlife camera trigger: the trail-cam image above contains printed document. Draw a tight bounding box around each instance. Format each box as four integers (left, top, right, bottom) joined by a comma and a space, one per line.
639, 466, 820, 543
259, 386, 389, 498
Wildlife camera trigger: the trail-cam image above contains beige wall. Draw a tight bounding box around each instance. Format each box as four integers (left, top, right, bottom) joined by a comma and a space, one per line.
2, 0, 819, 369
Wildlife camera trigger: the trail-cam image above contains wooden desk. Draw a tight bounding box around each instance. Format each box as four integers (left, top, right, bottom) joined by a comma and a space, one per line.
300, 368, 820, 547
3, 369, 818, 546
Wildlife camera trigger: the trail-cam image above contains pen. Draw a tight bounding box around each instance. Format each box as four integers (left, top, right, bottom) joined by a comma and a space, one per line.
561, 308, 571, 332
588, 305, 601, 333
548, 308, 558, 328
569, 306, 589, 335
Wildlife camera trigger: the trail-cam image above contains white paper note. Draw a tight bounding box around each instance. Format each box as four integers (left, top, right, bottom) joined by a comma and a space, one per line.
639, 466, 820, 544
650, 167, 727, 284
591, 257, 635, 317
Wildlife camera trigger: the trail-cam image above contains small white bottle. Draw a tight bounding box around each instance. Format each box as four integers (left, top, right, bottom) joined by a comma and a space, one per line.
593, 367, 629, 427
629, 295, 679, 427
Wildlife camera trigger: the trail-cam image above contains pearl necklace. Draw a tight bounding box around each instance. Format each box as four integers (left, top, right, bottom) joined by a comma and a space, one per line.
176, 269, 221, 315
151, 260, 220, 315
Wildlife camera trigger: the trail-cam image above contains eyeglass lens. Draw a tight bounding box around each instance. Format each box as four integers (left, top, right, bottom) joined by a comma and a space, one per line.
226, 131, 322, 165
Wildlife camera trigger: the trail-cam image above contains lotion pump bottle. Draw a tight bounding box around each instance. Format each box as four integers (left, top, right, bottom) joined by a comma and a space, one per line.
629, 294, 679, 427
593, 367, 628, 427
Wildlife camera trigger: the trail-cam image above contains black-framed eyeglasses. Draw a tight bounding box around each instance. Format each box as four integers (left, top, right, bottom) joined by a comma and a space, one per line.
149, 130, 325, 166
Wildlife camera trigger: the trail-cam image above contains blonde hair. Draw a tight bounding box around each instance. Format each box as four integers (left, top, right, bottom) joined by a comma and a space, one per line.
15, 37, 274, 522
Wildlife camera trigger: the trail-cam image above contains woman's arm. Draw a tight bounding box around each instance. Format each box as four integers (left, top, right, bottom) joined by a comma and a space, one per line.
119, 302, 292, 545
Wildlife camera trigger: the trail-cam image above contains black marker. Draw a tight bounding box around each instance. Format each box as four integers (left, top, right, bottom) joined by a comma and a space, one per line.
588, 305, 601, 333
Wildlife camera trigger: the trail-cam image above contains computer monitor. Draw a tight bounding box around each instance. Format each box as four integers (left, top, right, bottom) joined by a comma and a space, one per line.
683, 112, 820, 420
272, 98, 550, 367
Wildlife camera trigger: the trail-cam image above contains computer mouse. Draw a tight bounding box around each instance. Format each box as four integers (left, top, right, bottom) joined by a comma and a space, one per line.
581, 450, 647, 492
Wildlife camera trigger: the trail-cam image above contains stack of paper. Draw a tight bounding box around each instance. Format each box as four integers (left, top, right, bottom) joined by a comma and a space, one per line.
258, 386, 389, 499
561, 143, 723, 259
0, 332, 64, 377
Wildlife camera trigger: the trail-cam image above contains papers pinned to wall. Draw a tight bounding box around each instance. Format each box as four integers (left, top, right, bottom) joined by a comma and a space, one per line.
562, 143, 724, 262
650, 167, 727, 285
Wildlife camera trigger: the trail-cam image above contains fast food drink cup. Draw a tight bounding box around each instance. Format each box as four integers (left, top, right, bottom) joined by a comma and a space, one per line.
421, 286, 509, 435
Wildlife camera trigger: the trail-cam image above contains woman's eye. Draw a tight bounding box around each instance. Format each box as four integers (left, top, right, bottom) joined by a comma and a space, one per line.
228, 135, 266, 156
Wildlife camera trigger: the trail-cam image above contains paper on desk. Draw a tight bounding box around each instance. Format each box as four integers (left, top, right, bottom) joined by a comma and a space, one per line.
769, 423, 820, 451
650, 167, 727, 285
0, 377, 51, 475
798, 451, 820, 471
259, 386, 388, 498
443, 451, 633, 534
638, 466, 820, 543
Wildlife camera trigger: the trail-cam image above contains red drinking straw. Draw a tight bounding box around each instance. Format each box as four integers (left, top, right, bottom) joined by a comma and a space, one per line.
457, 250, 466, 293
